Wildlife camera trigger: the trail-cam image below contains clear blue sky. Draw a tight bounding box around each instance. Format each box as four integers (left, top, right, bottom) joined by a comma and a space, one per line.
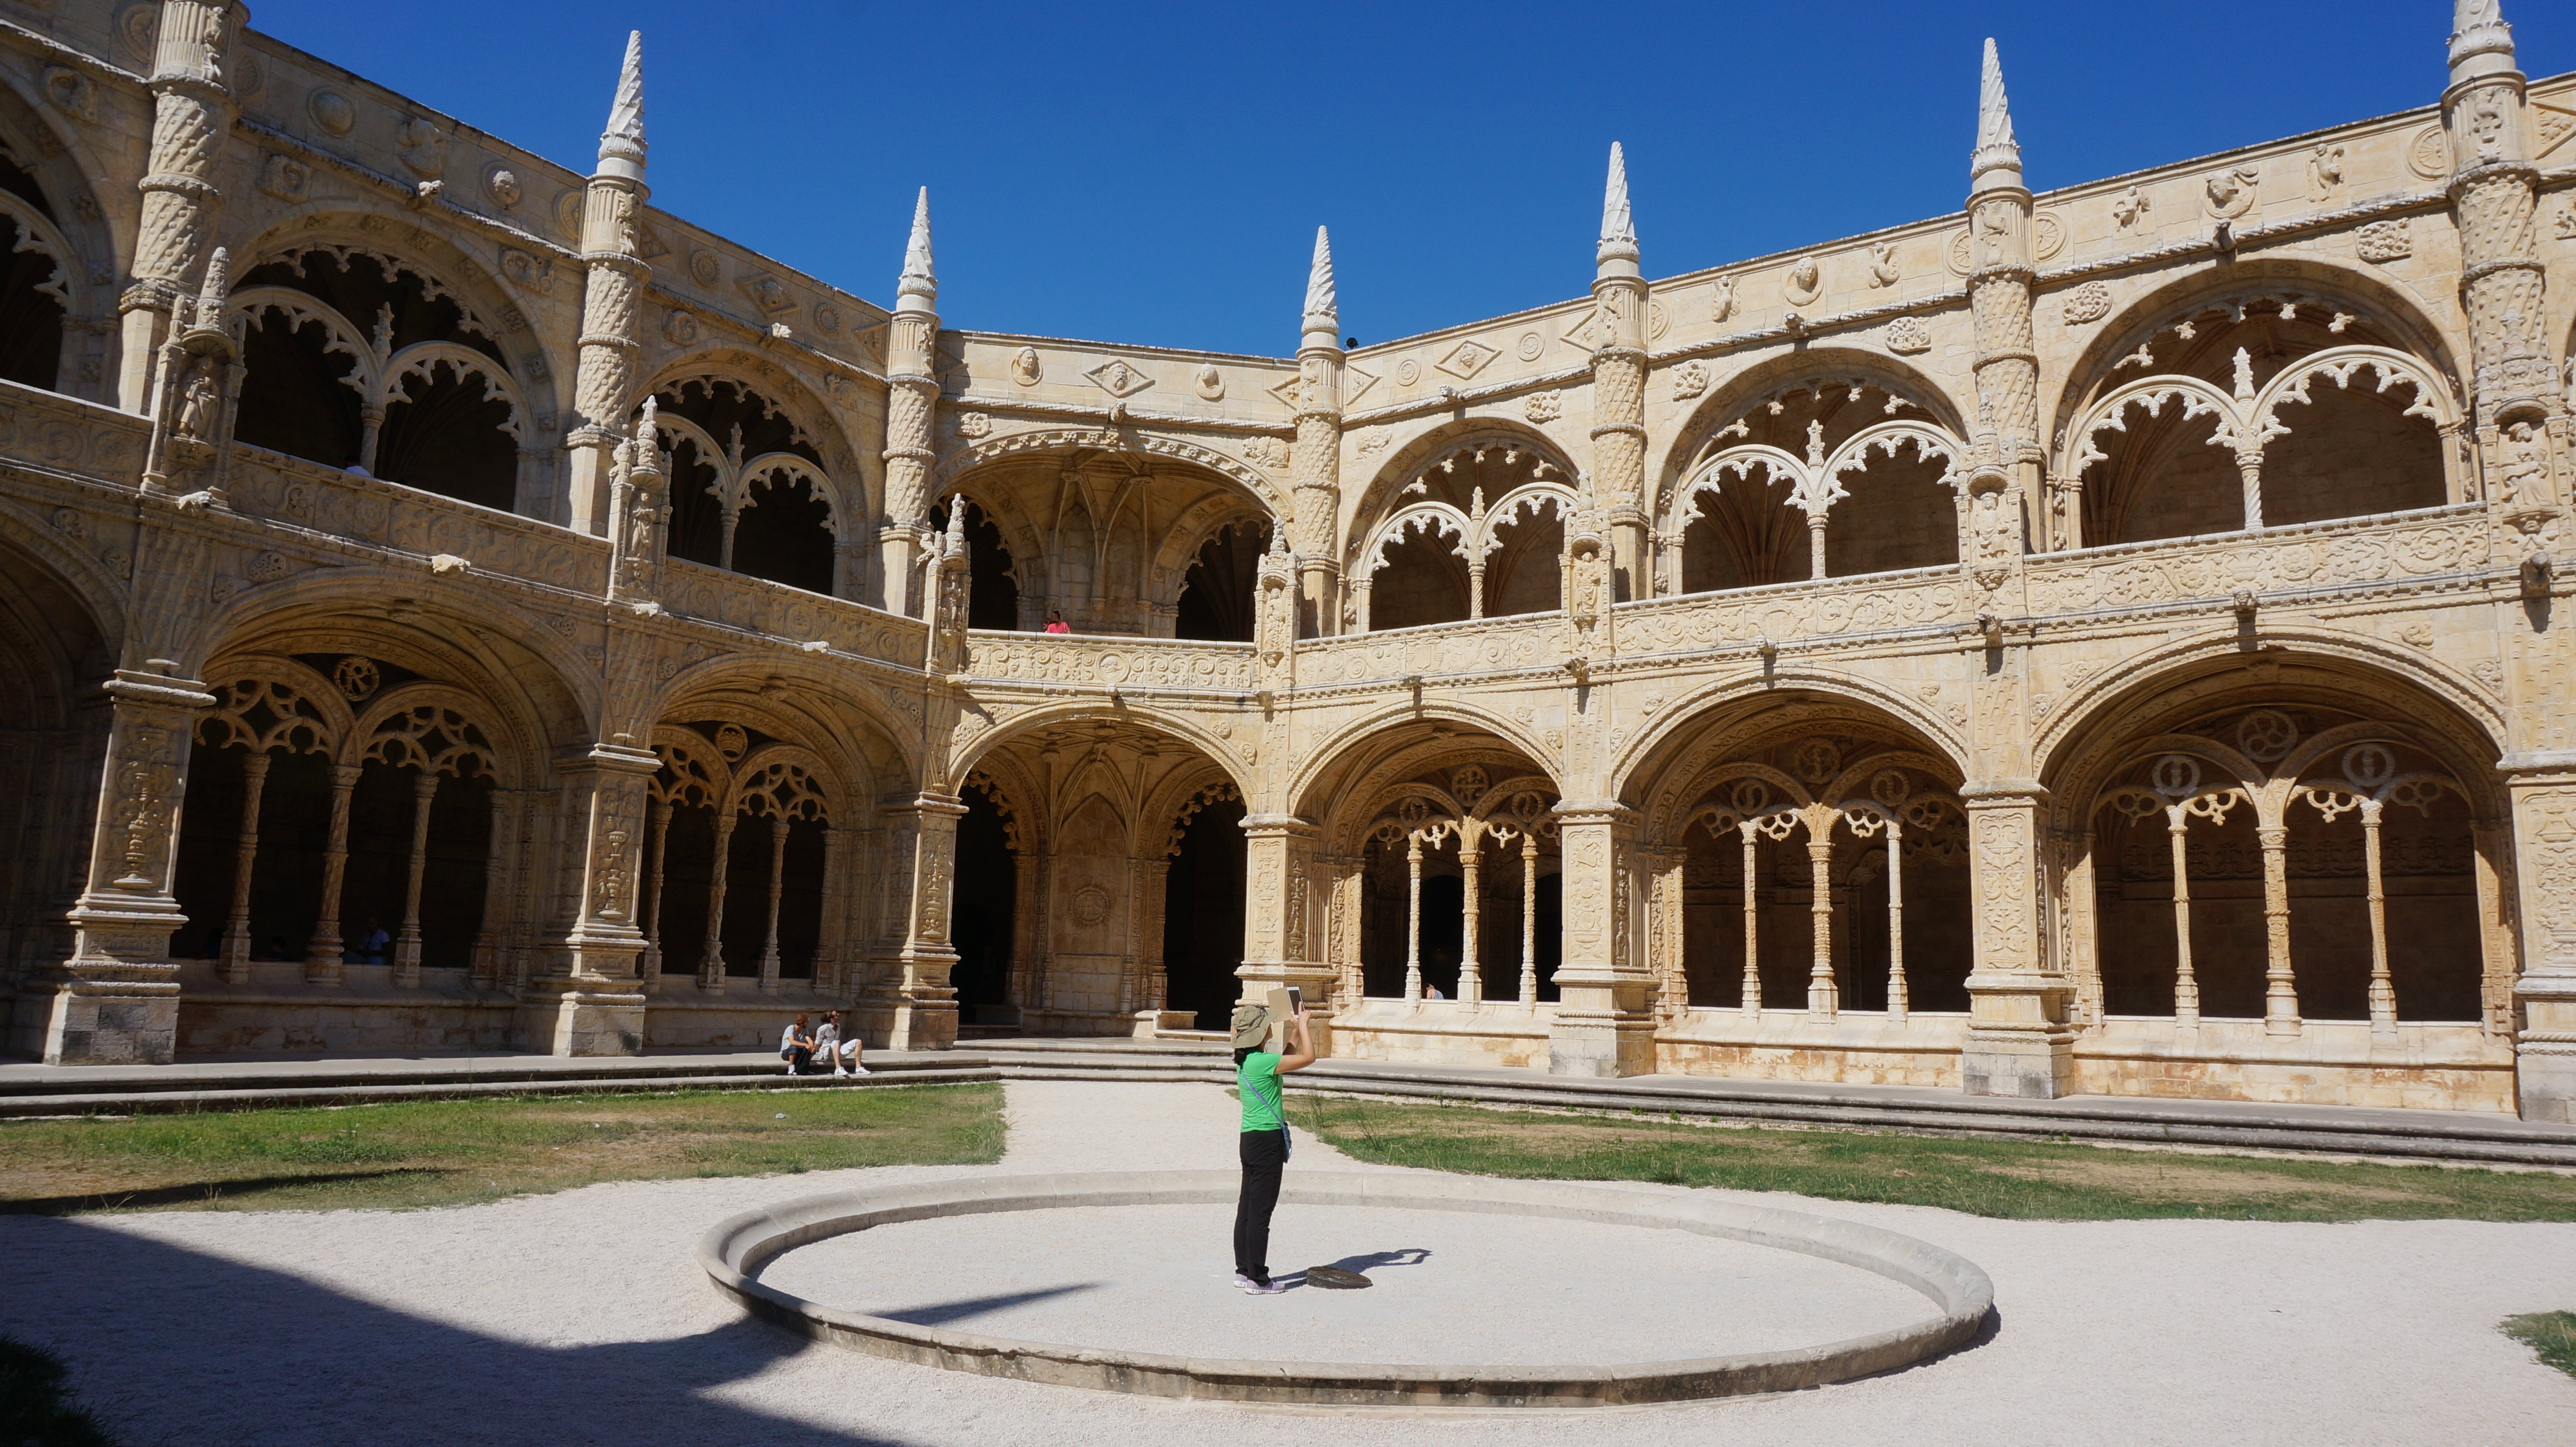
246, 1, 2571, 357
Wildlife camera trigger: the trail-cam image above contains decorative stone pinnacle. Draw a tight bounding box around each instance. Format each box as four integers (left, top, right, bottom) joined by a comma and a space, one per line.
1970, 38, 2024, 191
1301, 225, 1338, 337
2449, 0, 2513, 76
944, 494, 969, 559
196, 247, 229, 314
597, 31, 647, 172
634, 395, 659, 462
1597, 143, 1638, 267
899, 187, 936, 305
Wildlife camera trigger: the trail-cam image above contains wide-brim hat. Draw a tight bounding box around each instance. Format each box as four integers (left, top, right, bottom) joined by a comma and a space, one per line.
1230, 1003, 1271, 1050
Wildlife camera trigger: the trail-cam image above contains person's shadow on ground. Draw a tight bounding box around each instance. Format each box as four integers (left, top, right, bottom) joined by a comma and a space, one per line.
1285, 1247, 1430, 1288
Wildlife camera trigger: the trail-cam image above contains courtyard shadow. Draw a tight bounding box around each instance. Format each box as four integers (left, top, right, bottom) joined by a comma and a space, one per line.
0, 1214, 928, 1447
1287, 1246, 1432, 1287
0, 1168, 441, 1215
871, 1283, 1101, 1326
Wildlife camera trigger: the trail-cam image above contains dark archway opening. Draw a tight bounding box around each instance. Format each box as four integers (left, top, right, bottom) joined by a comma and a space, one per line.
1162, 794, 1247, 1029
337, 763, 493, 970
237, 311, 363, 468
1417, 873, 1463, 998
375, 367, 516, 512
0, 209, 63, 391
654, 804, 717, 977
234, 250, 518, 509
714, 817, 825, 979
1368, 525, 1471, 631
654, 379, 835, 595
733, 472, 836, 595
952, 783, 1017, 1022
1175, 521, 1268, 641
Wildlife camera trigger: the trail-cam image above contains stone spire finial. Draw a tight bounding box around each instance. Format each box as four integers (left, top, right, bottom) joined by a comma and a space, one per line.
597, 31, 647, 178
898, 187, 936, 307
1597, 143, 1638, 268
196, 246, 229, 314
1970, 38, 2024, 193
2449, 0, 2514, 80
634, 395, 659, 459
944, 494, 969, 559
1301, 225, 1338, 337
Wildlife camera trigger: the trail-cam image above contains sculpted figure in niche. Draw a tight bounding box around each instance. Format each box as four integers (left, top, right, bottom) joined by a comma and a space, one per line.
1968, 479, 2020, 582
1974, 202, 2014, 265
175, 373, 218, 442
2497, 421, 2549, 509
2469, 96, 2508, 161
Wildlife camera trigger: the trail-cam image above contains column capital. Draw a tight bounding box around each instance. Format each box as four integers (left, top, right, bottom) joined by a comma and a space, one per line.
1239, 813, 1317, 840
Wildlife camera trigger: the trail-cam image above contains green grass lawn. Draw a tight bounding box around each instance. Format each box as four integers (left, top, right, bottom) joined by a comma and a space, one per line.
0, 1082, 1004, 1214
2502, 1311, 2576, 1380
1290, 1096, 2576, 1223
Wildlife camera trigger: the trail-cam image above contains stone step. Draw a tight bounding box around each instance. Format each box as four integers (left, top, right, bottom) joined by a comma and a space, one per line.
0, 1052, 982, 1101
0, 1065, 1004, 1117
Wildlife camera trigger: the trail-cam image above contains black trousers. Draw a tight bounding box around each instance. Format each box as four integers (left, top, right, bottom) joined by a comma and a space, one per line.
1234, 1128, 1287, 1282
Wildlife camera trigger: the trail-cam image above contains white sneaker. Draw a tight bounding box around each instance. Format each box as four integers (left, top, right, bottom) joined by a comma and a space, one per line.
851, 1065, 871, 1076
1237, 1276, 1285, 1295
832, 1068, 846, 1077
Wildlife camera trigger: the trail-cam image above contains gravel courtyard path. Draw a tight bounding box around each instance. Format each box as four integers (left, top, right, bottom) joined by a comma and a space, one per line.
5, 1079, 2572, 1446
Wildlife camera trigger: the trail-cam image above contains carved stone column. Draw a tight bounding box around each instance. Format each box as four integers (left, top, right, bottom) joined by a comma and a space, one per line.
1545, 802, 1654, 1076
1958, 781, 2075, 1097
10, 667, 212, 1065
755, 815, 787, 997
2505, 759, 2576, 1121
814, 823, 853, 999
217, 749, 266, 985
304, 762, 360, 985
516, 738, 656, 1056
565, 33, 650, 536
1293, 227, 1344, 636
1590, 144, 1650, 600
391, 771, 439, 989
880, 191, 939, 616
2446, 9, 2553, 430
1009, 845, 1046, 1016
885, 792, 966, 1050
119, 2, 240, 411
2441, 6, 2565, 567
1237, 814, 1334, 1054
1965, 42, 2046, 549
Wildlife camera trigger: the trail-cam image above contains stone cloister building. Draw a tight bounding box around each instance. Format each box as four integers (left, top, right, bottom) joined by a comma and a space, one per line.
4, 0, 2575, 1120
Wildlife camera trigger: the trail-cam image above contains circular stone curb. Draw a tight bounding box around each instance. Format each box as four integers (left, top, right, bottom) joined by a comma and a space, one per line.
699, 1170, 1994, 1409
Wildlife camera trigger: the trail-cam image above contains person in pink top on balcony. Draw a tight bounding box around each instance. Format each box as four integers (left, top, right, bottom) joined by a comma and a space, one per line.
1043, 610, 1070, 634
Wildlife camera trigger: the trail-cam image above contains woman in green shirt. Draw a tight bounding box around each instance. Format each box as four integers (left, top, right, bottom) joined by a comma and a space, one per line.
1230, 1001, 1315, 1294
